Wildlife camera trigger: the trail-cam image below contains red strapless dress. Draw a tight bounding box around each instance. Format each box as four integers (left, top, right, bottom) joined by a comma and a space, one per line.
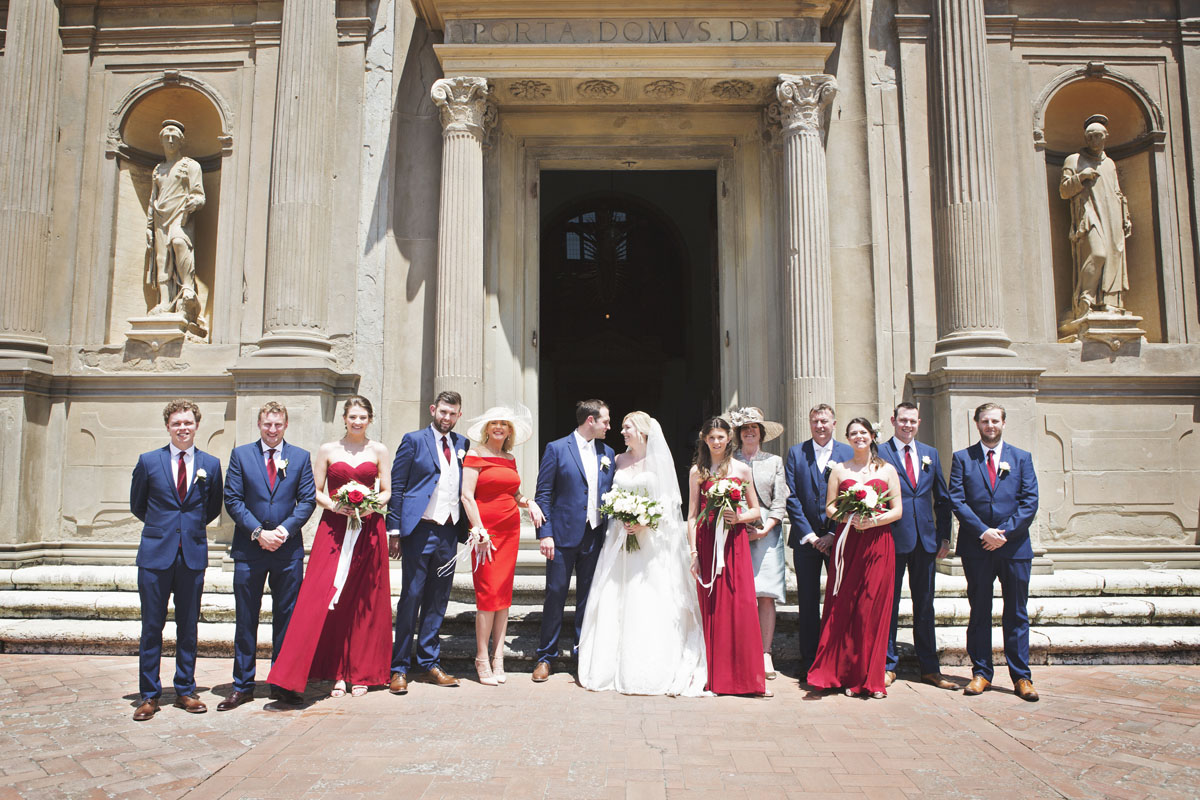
695, 478, 766, 695
268, 461, 392, 691
806, 477, 896, 695
466, 455, 522, 612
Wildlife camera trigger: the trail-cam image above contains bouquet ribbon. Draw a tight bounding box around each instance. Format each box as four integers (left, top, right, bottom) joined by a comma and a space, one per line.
330, 514, 362, 610
436, 533, 488, 578
830, 520, 851, 597
696, 503, 730, 593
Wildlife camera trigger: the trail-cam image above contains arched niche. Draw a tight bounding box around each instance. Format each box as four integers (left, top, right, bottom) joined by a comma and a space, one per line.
1034, 63, 1167, 343
105, 74, 232, 344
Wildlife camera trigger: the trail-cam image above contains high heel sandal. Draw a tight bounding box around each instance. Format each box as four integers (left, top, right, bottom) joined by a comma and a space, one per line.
331, 680, 347, 698
351, 685, 368, 697
475, 657, 499, 686
492, 654, 507, 684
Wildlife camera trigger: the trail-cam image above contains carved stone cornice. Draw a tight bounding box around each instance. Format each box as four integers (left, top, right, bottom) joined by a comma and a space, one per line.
768, 74, 836, 137
431, 76, 497, 141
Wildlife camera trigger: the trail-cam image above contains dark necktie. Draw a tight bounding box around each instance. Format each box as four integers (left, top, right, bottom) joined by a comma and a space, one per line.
442, 435, 452, 464
904, 445, 917, 486
987, 450, 997, 489
176, 452, 188, 502
267, 448, 277, 490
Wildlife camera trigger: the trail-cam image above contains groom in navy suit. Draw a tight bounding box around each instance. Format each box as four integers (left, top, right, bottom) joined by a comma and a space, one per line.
531, 399, 615, 682
785, 403, 852, 678
386, 391, 470, 694
879, 402, 955, 689
219, 401, 316, 709
128, 399, 224, 721
949, 402, 1040, 702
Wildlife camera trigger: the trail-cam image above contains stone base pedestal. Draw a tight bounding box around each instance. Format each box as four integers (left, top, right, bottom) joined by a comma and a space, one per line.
125, 315, 189, 351
1058, 311, 1146, 351
936, 556, 1056, 576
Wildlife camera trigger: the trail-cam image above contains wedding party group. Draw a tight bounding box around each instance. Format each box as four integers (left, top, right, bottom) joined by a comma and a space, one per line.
127, 391, 1039, 721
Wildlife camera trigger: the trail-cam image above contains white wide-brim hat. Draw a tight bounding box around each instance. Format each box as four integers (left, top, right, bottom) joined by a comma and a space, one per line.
728, 406, 785, 443
466, 403, 534, 446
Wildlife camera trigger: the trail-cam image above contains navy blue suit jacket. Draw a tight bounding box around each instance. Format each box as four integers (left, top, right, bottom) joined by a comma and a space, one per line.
223, 440, 316, 563
130, 446, 224, 571
534, 434, 616, 549
949, 442, 1039, 560
784, 439, 853, 547
387, 426, 471, 538
879, 439, 951, 554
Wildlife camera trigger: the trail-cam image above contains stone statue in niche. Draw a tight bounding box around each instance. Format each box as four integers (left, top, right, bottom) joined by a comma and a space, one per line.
1057, 114, 1143, 350
145, 119, 206, 336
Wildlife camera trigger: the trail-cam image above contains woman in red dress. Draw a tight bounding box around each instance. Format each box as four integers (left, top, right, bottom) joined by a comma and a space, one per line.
686, 417, 770, 697
806, 417, 902, 698
267, 396, 393, 698
461, 404, 544, 686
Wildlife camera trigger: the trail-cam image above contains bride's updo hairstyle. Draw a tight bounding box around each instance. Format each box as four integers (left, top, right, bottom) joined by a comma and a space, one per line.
846, 417, 885, 469
342, 395, 374, 421
694, 416, 734, 481
623, 411, 653, 447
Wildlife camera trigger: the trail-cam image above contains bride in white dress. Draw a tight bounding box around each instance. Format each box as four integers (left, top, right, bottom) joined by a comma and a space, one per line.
577, 411, 708, 696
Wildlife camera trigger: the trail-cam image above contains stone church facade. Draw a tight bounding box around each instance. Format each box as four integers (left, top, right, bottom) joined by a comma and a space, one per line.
0, 0, 1196, 573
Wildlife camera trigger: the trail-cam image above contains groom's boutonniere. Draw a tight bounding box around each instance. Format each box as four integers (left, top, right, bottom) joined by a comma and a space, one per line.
195, 468, 208, 483
921, 455, 932, 471
277, 459, 289, 478
600, 455, 612, 472
998, 461, 1011, 477
456, 448, 466, 461
822, 464, 833, 480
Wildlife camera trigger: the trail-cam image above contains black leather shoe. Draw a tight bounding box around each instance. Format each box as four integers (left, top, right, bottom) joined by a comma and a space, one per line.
217, 690, 254, 711
269, 685, 304, 705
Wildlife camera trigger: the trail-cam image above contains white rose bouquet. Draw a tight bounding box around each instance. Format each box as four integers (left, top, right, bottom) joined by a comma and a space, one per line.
600, 488, 663, 552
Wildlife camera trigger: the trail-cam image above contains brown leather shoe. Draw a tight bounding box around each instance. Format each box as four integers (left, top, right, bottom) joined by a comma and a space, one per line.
531, 661, 551, 682
922, 673, 957, 690
884, 671, 896, 687
1014, 679, 1040, 702
132, 697, 159, 721
217, 690, 254, 711
388, 673, 408, 695
420, 666, 459, 687
963, 675, 991, 696
172, 693, 208, 713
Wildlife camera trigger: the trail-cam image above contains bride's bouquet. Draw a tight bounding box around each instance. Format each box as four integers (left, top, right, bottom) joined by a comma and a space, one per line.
600, 488, 663, 552
830, 478, 891, 522
334, 481, 385, 528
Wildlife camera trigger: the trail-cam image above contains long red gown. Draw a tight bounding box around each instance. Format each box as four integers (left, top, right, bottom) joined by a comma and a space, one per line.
467, 455, 521, 611
695, 478, 766, 695
267, 461, 392, 691
806, 478, 896, 695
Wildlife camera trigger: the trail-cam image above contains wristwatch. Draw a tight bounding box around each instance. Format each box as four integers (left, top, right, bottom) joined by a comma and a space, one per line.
251, 526, 263, 542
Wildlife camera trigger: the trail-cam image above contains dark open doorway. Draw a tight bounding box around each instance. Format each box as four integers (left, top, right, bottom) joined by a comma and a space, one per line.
538, 170, 720, 484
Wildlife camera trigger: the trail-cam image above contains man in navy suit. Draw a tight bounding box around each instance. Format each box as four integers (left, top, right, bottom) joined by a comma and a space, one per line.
879, 402, 955, 690
949, 402, 1040, 702
219, 401, 316, 709
531, 399, 615, 682
128, 399, 224, 721
386, 391, 470, 694
785, 403, 853, 678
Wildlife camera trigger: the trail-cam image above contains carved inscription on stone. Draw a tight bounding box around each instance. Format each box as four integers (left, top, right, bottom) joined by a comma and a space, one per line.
445, 18, 818, 45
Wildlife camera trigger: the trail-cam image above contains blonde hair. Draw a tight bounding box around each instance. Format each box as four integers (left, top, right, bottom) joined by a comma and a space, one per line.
477, 420, 514, 453
623, 411, 653, 446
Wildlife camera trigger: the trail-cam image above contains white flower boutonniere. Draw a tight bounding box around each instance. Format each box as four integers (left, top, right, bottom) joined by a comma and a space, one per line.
277, 459, 289, 478
456, 448, 466, 461
998, 461, 1011, 476
600, 455, 612, 471
921, 455, 932, 471
195, 468, 208, 483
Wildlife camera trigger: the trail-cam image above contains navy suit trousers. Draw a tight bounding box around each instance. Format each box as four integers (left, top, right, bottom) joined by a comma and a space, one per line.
391, 520, 458, 673
962, 554, 1032, 682
792, 541, 828, 665
536, 524, 604, 663
232, 556, 303, 692
138, 549, 205, 700
886, 546, 939, 673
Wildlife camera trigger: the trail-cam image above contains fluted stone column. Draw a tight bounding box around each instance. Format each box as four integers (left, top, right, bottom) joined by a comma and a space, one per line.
928, 0, 1013, 357
0, 0, 61, 362
771, 74, 838, 440
431, 77, 495, 414
255, 0, 338, 357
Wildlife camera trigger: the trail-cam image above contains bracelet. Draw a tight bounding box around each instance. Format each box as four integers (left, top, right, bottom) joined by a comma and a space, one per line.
689, 549, 699, 557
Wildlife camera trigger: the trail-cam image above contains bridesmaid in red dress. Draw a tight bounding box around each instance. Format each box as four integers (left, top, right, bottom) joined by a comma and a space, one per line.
686, 417, 770, 697
460, 404, 544, 686
267, 396, 393, 699
806, 417, 902, 698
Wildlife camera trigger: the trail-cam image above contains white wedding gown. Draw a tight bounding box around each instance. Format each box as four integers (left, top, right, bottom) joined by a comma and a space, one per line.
577, 465, 708, 696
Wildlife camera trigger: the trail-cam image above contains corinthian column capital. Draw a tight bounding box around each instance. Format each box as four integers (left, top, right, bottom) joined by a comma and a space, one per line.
431, 77, 497, 140
770, 74, 837, 137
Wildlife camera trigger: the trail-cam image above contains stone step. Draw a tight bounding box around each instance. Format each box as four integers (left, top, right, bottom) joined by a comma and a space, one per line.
1, 616, 1196, 666
2, 590, 1197, 628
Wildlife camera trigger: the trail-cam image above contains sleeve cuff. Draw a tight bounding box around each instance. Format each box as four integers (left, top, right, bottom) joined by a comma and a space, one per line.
800, 532, 819, 546
276, 526, 289, 540
387, 529, 400, 538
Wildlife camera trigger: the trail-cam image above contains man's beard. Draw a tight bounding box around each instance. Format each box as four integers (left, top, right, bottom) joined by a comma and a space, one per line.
433, 418, 454, 434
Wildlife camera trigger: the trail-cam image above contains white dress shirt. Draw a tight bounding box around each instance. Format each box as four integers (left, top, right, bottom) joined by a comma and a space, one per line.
422, 425, 461, 525
574, 430, 600, 529
258, 440, 289, 539
814, 439, 834, 474
168, 443, 195, 489
983, 442, 1004, 474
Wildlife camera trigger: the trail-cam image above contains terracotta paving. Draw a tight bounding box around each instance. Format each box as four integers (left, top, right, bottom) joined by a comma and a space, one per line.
0, 655, 1197, 799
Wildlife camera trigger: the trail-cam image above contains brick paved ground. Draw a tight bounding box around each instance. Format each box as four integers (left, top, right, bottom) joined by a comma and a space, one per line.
0, 655, 1197, 799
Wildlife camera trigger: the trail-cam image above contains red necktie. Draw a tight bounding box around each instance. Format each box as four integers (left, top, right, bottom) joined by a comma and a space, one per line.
442, 435, 452, 464
266, 448, 277, 490
904, 445, 917, 486
176, 452, 188, 502
987, 450, 997, 489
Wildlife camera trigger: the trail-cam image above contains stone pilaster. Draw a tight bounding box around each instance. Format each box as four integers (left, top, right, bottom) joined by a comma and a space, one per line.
770, 74, 837, 440
0, 0, 61, 362
431, 76, 495, 414
927, 0, 1013, 357
256, 0, 338, 358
